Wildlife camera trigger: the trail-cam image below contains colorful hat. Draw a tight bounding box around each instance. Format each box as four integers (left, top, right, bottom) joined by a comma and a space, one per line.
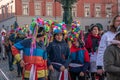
44, 20, 53, 33
53, 25, 62, 34
53, 22, 67, 34
30, 17, 45, 37
60, 22, 67, 34
68, 21, 81, 41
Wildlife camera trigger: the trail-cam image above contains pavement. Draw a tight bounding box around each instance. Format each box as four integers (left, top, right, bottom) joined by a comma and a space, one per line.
0, 58, 22, 80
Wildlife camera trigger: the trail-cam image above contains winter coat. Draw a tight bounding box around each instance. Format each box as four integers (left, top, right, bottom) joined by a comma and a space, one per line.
104, 41, 120, 80
85, 33, 101, 72
96, 31, 115, 69
85, 33, 101, 53
69, 45, 90, 73
47, 39, 70, 71
12, 38, 48, 78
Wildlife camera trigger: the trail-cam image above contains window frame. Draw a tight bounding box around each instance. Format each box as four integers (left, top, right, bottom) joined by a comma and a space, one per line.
34, 2, 41, 16
22, 2, 29, 15
95, 4, 101, 17
72, 3, 77, 17
106, 4, 112, 18
46, 2, 53, 16
84, 3, 90, 17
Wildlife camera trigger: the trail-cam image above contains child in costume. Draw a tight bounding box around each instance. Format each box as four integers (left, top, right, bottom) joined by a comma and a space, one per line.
68, 21, 90, 80
9, 26, 26, 77
47, 22, 70, 80
11, 18, 48, 80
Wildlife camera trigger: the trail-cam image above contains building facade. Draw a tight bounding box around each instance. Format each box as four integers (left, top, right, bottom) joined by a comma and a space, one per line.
0, 0, 119, 31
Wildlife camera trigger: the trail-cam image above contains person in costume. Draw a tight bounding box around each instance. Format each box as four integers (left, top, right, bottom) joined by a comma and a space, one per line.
85, 24, 101, 80
68, 21, 90, 80
47, 23, 70, 80
3, 32, 14, 71
11, 18, 48, 80
0, 28, 7, 60
9, 26, 26, 77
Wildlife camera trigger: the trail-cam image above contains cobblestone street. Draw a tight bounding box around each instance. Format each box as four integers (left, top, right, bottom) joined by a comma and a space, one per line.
0, 58, 22, 80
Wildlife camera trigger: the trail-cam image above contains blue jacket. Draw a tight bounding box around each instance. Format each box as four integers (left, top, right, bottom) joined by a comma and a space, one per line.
69, 45, 90, 73
47, 39, 70, 71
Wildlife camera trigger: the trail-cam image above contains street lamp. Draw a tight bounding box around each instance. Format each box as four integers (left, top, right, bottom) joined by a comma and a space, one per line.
55, 0, 79, 26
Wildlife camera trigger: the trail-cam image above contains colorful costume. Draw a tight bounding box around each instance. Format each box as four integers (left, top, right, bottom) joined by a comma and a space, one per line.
12, 38, 48, 79
69, 45, 90, 80
12, 18, 48, 80
47, 22, 70, 80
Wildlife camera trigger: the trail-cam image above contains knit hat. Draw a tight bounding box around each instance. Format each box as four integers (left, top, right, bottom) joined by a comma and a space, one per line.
96, 23, 103, 30
90, 24, 100, 31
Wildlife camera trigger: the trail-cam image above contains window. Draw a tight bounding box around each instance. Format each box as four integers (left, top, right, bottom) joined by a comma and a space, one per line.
34, 2, 41, 15
6, 6, 8, 17
106, 4, 112, 17
2, 8, 4, 18
1, 6, 5, 18
22, 4, 29, 15
7, 5, 12, 16
46, 3, 53, 16
8, 5, 11, 13
11, 5, 13, 16
84, 4, 90, 17
95, 4, 101, 17
72, 4, 77, 17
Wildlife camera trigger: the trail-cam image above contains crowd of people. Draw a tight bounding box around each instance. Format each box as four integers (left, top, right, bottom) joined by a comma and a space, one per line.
0, 15, 120, 80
